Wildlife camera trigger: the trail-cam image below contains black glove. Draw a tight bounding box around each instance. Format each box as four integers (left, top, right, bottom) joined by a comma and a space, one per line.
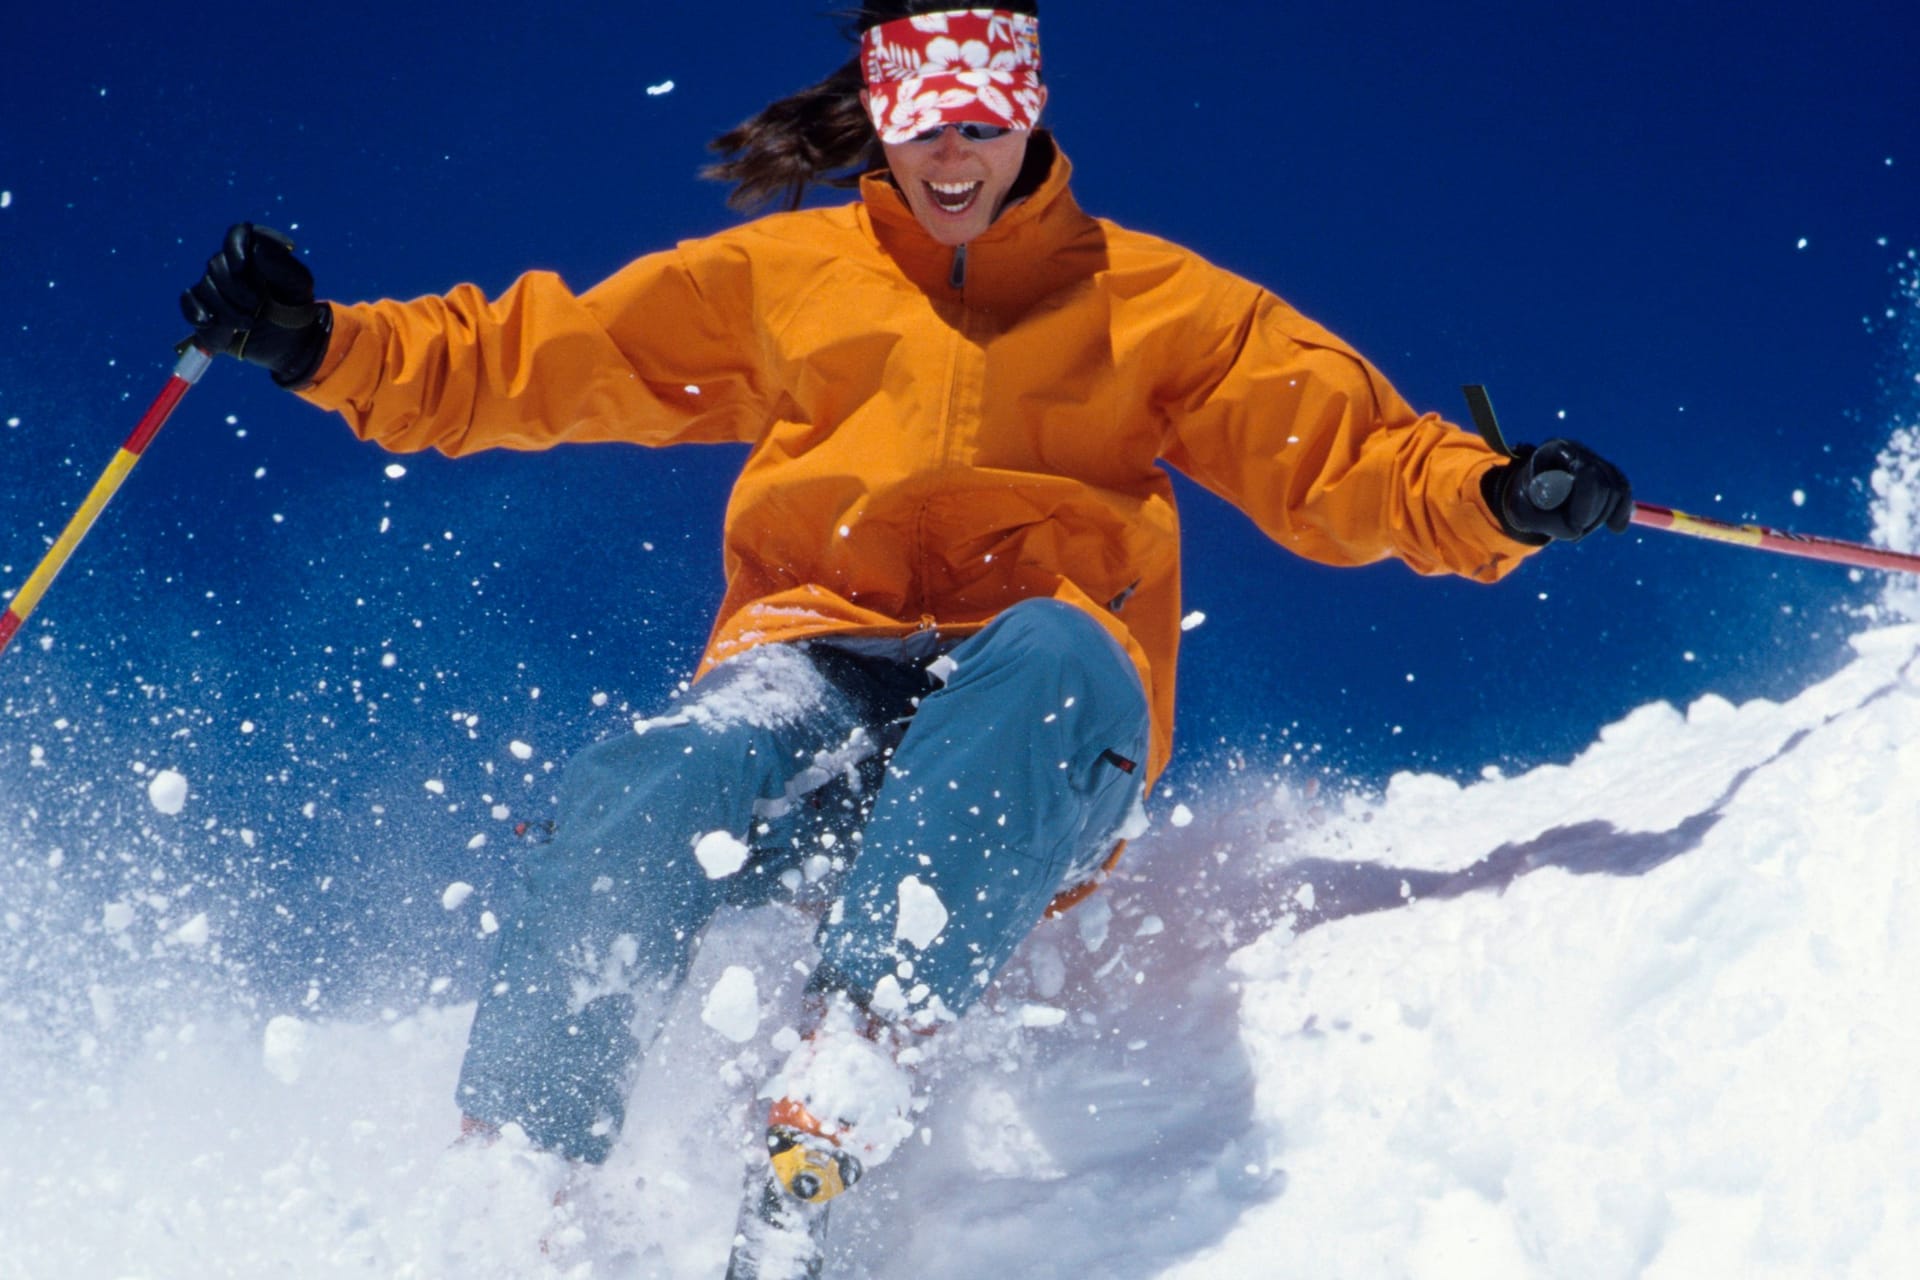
1482, 438, 1634, 543
180, 223, 331, 387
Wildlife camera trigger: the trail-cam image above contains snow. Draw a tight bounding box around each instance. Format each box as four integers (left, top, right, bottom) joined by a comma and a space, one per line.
762, 1001, 916, 1167
441, 881, 475, 910
636, 644, 831, 735
1161, 626, 1920, 1280
8, 620, 1919, 1276
146, 767, 188, 814
1866, 258, 1920, 625
700, 964, 761, 1043
894, 873, 949, 949
694, 828, 750, 878
261, 1014, 313, 1084
171, 912, 210, 948
1016, 1002, 1067, 1028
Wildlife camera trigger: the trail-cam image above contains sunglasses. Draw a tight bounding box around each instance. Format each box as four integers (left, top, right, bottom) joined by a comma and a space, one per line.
907, 122, 1014, 143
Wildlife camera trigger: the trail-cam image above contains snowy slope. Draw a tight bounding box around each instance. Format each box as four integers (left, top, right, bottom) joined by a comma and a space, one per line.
1167, 625, 1920, 1280
4, 612, 1918, 1279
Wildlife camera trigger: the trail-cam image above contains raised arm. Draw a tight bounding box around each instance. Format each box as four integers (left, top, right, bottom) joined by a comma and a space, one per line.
183, 223, 773, 457
1155, 265, 1548, 582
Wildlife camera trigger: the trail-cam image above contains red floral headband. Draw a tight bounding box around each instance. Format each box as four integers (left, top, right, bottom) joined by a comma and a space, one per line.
860, 9, 1043, 145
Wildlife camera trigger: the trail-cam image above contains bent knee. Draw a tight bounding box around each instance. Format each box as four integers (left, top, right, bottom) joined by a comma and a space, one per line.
958, 600, 1144, 713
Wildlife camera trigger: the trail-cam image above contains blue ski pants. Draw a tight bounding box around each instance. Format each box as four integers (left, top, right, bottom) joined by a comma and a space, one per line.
455, 598, 1151, 1161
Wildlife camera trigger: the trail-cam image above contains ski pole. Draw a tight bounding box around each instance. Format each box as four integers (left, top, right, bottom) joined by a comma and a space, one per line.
1462, 384, 1920, 577
1622, 500, 1920, 575
0, 344, 214, 658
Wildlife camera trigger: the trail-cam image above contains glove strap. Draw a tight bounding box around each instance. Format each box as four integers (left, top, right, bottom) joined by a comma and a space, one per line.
1461, 384, 1516, 458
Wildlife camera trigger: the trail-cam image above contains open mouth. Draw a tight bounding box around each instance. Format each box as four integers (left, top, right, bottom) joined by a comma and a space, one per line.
924, 180, 983, 215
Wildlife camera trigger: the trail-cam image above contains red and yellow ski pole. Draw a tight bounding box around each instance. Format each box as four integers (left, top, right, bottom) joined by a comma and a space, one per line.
1463, 384, 1920, 577
1626, 500, 1920, 575
0, 344, 214, 657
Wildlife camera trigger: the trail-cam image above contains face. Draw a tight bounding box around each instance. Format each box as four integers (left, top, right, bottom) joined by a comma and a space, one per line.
869, 89, 1047, 246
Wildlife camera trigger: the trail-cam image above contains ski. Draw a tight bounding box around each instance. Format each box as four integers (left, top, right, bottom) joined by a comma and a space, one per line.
724, 1168, 830, 1280
723, 1120, 861, 1279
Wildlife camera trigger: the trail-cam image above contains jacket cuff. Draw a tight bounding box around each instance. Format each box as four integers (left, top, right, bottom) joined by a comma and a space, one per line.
290, 302, 363, 409
270, 304, 334, 390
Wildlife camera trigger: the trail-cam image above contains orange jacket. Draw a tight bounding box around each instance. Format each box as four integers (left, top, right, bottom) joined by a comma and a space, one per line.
298, 139, 1537, 781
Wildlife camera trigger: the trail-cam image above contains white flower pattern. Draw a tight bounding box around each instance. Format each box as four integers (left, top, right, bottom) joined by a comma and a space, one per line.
861, 9, 1042, 145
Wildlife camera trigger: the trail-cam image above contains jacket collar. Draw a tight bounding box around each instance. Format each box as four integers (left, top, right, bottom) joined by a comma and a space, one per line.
858, 133, 1095, 310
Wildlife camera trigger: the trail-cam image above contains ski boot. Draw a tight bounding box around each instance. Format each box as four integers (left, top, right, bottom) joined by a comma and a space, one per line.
765, 1097, 864, 1204
725, 1003, 916, 1278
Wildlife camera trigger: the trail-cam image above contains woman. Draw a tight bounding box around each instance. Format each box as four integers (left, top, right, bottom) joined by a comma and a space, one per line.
183, 0, 1629, 1213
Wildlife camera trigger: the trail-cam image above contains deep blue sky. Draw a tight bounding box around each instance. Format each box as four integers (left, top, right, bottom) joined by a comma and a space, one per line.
1, 3, 1916, 992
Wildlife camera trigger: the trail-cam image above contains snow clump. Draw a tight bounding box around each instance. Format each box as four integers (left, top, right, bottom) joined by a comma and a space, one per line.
146, 769, 188, 815
700, 965, 761, 1043
694, 830, 750, 879
171, 913, 210, 948
261, 1016, 312, 1084
895, 875, 949, 949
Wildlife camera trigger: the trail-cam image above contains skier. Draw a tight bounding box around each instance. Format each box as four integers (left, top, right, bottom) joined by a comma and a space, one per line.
180, 0, 1631, 1264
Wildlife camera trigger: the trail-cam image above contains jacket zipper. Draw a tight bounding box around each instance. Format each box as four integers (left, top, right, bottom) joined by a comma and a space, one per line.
909, 245, 972, 621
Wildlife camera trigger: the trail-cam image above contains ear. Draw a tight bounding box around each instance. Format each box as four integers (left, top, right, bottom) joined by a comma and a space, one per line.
1034, 84, 1049, 125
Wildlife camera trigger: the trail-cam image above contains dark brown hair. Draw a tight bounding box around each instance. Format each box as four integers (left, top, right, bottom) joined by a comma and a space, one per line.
704, 1, 1043, 212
